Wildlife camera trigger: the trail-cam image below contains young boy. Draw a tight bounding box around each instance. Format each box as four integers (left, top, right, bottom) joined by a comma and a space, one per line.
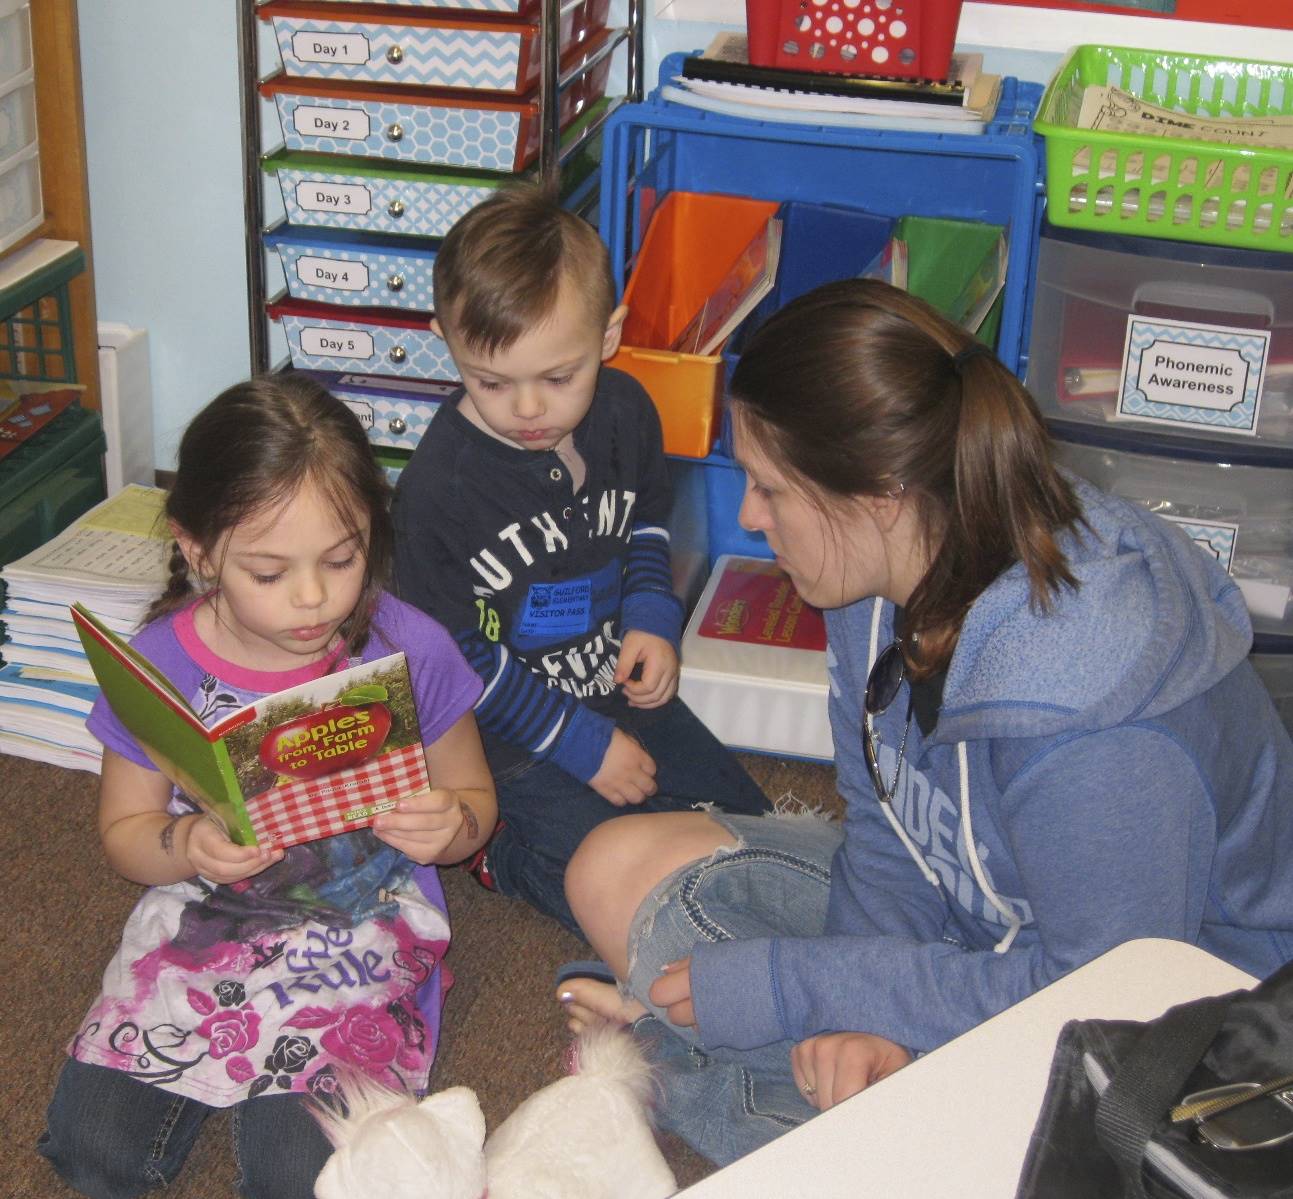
393, 184, 770, 933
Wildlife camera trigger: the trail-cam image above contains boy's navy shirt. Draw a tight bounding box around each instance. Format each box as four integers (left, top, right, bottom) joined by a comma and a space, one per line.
393, 366, 684, 782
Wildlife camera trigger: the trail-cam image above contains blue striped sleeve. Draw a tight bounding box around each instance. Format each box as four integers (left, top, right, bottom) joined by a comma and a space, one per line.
620, 522, 684, 647
456, 628, 614, 784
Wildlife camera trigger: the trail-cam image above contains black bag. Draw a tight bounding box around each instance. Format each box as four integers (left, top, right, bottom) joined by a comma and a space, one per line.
1015, 959, 1293, 1199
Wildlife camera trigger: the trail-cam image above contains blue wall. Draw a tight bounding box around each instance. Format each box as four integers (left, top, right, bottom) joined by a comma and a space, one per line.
73, 4, 1061, 471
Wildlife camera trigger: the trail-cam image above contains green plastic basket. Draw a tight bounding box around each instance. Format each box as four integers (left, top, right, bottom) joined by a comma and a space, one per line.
1035, 45, 1293, 252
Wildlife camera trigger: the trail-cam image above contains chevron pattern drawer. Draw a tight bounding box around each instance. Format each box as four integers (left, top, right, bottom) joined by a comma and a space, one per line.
260, 37, 609, 170
261, 0, 608, 93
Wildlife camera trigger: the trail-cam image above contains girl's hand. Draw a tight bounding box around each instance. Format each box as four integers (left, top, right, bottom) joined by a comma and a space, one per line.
616, 631, 680, 710
373, 787, 465, 865
186, 815, 284, 884
648, 956, 697, 1028
790, 1032, 912, 1112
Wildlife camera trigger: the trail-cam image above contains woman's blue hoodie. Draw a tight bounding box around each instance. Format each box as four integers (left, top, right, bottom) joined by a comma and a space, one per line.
689, 478, 1293, 1054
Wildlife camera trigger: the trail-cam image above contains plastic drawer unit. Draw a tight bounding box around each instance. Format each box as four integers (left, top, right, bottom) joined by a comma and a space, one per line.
260, 0, 609, 92
267, 298, 458, 380
1028, 223, 1293, 449
0, 404, 106, 569
261, 102, 605, 240
296, 369, 454, 451
0, 0, 39, 254
1051, 422, 1293, 641
259, 34, 611, 172
265, 226, 440, 311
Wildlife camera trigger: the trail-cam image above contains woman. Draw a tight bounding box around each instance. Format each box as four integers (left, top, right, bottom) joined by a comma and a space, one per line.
557, 279, 1293, 1167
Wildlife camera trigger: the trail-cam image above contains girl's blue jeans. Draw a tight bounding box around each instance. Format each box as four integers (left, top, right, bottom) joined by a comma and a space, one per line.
623, 809, 846, 1167
38, 1057, 332, 1199
486, 696, 771, 933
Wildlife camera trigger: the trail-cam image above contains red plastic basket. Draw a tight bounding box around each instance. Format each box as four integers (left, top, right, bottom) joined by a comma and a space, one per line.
745, 0, 962, 81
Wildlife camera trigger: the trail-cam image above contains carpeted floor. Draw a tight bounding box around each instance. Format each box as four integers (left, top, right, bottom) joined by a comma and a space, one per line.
2, 749, 837, 1198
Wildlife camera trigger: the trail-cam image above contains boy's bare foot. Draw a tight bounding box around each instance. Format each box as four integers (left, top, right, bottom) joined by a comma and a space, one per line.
557, 977, 649, 1035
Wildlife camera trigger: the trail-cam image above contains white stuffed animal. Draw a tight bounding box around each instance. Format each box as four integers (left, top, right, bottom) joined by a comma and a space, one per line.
313, 1023, 678, 1199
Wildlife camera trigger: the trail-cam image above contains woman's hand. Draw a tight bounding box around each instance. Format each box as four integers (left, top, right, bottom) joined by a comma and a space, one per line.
648, 956, 697, 1028
791, 1031, 912, 1111
186, 815, 283, 884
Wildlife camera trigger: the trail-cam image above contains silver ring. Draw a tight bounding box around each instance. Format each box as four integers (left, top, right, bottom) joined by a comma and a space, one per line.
801, 1083, 816, 1096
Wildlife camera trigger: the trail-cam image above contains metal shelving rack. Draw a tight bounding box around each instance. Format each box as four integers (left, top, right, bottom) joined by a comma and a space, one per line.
237, 0, 644, 376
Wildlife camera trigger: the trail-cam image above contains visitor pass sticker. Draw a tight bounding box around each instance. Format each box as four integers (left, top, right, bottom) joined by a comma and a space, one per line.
1117, 315, 1270, 436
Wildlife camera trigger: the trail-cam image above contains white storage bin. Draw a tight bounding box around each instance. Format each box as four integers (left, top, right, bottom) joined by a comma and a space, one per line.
1053, 428, 1293, 639
0, 141, 42, 254
678, 555, 832, 761
1027, 224, 1293, 448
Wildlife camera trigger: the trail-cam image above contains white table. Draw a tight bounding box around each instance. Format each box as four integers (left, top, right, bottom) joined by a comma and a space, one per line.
679, 938, 1256, 1198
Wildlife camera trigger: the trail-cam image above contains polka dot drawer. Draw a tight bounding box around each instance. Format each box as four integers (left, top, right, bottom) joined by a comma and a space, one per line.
267, 298, 458, 381
264, 226, 439, 312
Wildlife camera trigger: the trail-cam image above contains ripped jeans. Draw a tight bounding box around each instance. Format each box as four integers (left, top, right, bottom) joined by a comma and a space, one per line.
623, 809, 845, 1167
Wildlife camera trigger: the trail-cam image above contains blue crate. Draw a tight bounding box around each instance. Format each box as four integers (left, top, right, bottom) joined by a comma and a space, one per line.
602, 59, 1045, 567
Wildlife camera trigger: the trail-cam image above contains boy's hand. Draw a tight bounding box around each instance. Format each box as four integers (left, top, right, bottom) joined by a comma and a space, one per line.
373, 788, 465, 865
187, 815, 283, 885
589, 728, 658, 806
616, 631, 679, 709
790, 1032, 912, 1112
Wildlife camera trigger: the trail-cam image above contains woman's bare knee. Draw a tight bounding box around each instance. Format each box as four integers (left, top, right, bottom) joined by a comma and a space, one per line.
565, 811, 736, 972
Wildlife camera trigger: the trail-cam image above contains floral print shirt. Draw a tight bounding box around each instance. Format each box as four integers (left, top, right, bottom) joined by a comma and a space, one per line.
75, 594, 482, 1106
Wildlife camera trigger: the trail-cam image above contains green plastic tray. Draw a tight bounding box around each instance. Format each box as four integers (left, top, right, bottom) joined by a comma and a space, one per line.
1035, 45, 1293, 253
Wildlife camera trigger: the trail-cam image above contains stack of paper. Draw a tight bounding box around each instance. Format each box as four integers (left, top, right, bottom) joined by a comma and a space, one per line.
0, 484, 170, 771
667, 35, 1002, 135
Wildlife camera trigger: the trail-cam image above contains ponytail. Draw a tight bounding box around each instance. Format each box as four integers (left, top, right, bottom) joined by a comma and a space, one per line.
906, 345, 1082, 676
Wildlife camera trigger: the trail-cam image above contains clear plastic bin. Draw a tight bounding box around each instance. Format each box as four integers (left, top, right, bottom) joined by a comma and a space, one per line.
1028, 224, 1293, 449
1052, 426, 1293, 638
1250, 649, 1293, 739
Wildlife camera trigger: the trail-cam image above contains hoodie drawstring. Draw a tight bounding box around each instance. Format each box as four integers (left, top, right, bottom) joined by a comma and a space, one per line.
866, 600, 939, 888
866, 599, 1022, 951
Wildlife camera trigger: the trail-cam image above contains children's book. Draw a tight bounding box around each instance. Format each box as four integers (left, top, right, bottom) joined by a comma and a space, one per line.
71, 604, 429, 849
671, 216, 783, 356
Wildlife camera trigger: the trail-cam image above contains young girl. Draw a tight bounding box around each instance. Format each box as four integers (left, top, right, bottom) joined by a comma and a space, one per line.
39, 374, 496, 1199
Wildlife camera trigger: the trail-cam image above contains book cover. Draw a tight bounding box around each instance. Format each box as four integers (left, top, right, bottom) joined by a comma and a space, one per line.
696, 558, 827, 651
672, 217, 783, 357
71, 604, 429, 849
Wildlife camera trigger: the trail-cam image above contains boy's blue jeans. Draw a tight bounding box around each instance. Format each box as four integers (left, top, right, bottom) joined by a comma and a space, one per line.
485, 697, 771, 933
39, 1057, 332, 1199
623, 809, 845, 1167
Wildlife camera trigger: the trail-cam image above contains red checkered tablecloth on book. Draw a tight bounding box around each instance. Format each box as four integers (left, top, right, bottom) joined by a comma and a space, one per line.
246, 742, 429, 848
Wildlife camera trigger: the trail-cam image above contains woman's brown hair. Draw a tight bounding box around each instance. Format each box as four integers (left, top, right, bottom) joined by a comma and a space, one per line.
728, 278, 1082, 678
146, 372, 393, 654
